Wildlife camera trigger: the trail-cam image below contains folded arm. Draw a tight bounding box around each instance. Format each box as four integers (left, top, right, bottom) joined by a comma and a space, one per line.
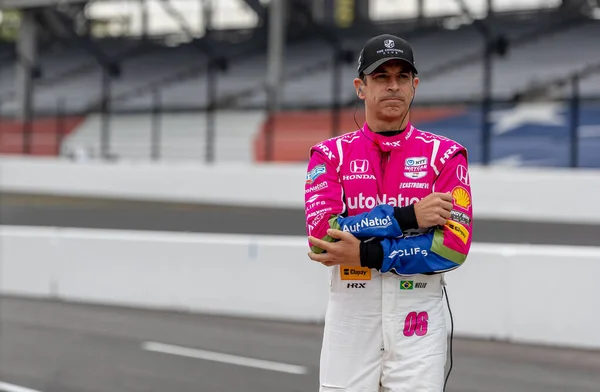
358, 152, 473, 275
329, 203, 419, 238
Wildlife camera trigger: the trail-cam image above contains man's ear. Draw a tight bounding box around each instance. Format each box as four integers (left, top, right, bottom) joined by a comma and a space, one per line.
353, 78, 365, 100
412, 76, 420, 96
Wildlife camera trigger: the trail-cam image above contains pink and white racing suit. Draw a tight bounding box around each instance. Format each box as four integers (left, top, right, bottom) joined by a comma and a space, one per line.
304, 121, 473, 392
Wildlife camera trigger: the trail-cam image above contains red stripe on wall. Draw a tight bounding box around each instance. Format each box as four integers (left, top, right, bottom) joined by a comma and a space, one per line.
0, 116, 86, 156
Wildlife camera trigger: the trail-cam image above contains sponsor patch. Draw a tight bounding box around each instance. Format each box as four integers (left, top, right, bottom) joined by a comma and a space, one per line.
343, 174, 376, 181
445, 221, 470, 244
404, 157, 428, 174
350, 159, 369, 174
347, 193, 421, 209
305, 182, 328, 194
306, 206, 332, 219
346, 283, 366, 289
404, 165, 427, 173
340, 266, 372, 280
400, 281, 428, 290
341, 215, 393, 233
306, 164, 326, 184
452, 186, 471, 210
389, 247, 428, 258
404, 172, 427, 180
306, 194, 320, 203
315, 143, 335, 160
311, 213, 326, 227
405, 157, 428, 167
440, 144, 459, 164
456, 164, 470, 186
307, 200, 326, 209
342, 135, 360, 144
421, 133, 451, 141
450, 209, 471, 225
399, 182, 429, 189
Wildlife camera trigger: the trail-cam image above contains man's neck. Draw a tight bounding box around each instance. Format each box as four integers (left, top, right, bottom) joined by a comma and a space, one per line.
367, 115, 410, 133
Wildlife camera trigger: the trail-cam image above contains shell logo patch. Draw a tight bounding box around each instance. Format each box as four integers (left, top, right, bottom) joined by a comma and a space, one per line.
452, 186, 471, 210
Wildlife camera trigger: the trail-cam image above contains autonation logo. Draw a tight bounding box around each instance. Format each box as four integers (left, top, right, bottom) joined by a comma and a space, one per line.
342, 216, 393, 232
347, 193, 421, 209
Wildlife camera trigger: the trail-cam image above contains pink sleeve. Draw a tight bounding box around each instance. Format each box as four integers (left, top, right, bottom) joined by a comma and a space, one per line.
432, 151, 473, 257
304, 146, 345, 248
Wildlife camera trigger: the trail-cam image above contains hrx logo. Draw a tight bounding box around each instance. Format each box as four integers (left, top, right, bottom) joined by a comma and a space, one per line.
382, 141, 402, 148
315, 143, 335, 160
347, 283, 366, 289
440, 145, 459, 164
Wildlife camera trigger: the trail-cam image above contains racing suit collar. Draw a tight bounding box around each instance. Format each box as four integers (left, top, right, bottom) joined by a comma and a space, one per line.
362, 121, 415, 152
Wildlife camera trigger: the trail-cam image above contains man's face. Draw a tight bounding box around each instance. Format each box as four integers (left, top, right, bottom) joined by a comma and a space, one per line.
354, 60, 419, 122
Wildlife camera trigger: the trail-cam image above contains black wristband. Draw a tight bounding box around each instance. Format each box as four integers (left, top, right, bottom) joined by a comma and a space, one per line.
393, 204, 418, 231
360, 239, 384, 270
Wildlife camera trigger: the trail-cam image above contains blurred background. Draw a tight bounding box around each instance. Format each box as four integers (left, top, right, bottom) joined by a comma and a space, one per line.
0, 0, 599, 392
0, 0, 599, 166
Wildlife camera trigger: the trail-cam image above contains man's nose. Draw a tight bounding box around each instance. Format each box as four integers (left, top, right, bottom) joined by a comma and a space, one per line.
387, 78, 400, 91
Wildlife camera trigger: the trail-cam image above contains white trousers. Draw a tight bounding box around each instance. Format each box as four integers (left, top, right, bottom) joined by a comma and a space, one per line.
319, 266, 448, 392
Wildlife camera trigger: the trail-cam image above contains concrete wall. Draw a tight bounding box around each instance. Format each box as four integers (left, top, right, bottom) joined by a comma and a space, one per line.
1, 156, 600, 223
1, 226, 599, 350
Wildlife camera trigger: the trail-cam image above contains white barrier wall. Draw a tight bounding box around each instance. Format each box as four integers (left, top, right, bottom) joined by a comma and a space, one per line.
1, 156, 600, 223
2, 225, 600, 350
0, 227, 330, 322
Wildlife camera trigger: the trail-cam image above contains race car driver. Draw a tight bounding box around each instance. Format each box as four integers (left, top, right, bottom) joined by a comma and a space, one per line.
304, 34, 473, 392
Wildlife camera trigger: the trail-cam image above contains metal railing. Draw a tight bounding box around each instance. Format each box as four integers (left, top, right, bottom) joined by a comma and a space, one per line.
1, 88, 599, 168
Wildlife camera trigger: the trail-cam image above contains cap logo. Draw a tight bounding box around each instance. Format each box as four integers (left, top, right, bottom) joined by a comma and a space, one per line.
384, 39, 395, 49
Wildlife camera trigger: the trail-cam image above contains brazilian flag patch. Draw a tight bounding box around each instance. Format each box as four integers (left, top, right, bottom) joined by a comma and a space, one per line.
400, 280, 414, 290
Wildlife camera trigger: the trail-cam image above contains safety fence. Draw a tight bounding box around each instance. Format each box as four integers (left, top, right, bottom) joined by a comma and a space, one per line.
1, 97, 600, 167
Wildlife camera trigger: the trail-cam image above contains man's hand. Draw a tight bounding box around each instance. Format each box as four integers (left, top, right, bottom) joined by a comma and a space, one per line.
414, 192, 453, 228
307, 229, 361, 267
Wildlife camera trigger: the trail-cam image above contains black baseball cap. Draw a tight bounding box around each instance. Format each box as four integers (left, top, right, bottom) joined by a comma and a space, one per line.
357, 34, 418, 76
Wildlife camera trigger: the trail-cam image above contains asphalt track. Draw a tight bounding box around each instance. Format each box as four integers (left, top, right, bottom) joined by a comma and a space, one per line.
1, 193, 600, 246
0, 297, 599, 392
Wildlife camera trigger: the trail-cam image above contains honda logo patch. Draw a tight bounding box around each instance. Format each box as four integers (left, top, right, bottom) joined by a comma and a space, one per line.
350, 159, 369, 174
456, 164, 470, 186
